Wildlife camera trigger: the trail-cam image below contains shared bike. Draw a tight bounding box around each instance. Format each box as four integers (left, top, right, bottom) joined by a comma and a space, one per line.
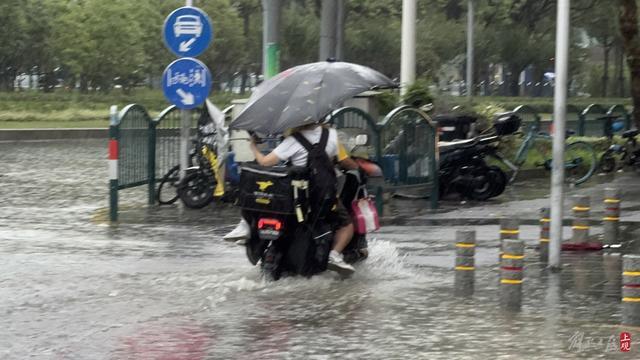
490, 117, 597, 186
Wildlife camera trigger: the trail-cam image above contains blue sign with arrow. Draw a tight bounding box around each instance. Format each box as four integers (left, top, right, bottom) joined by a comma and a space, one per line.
163, 6, 213, 58
162, 58, 212, 110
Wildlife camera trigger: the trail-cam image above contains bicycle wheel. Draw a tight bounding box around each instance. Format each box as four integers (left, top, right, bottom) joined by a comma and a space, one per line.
157, 165, 180, 205
599, 151, 616, 173
564, 141, 597, 185
177, 170, 215, 209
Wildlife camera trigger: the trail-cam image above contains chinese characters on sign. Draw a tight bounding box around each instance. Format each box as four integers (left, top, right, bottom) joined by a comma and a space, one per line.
162, 58, 212, 110
165, 67, 207, 88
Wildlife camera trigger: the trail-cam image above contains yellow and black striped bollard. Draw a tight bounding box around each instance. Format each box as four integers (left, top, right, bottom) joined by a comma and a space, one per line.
539, 207, 550, 262
622, 254, 640, 326
499, 218, 519, 261
603, 188, 621, 246
500, 239, 525, 310
454, 230, 475, 297
571, 195, 590, 245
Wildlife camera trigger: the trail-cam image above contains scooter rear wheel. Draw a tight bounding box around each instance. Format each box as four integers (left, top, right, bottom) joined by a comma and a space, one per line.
466, 167, 494, 201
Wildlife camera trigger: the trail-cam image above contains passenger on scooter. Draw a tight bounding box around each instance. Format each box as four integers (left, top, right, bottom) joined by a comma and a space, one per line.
230, 123, 359, 275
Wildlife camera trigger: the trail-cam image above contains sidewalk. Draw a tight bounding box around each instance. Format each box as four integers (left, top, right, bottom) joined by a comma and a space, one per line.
394, 172, 640, 226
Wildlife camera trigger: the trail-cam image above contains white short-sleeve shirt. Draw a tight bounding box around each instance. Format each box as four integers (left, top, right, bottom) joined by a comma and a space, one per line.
272, 127, 339, 166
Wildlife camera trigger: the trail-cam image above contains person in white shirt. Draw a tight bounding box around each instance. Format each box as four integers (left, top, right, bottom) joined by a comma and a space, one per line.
232, 124, 358, 274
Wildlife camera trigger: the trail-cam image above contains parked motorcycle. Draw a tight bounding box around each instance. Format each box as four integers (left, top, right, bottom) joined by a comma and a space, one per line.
438, 113, 521, 200
600, 129, 640, 173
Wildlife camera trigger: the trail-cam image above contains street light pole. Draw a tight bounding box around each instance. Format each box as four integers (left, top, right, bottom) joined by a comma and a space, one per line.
401, 0, 416, 96
549, 0, 571, 270
262, 0, 281, 79
320, 0, 337, 61
335, 0, 345, 60
466, 0, 474, 100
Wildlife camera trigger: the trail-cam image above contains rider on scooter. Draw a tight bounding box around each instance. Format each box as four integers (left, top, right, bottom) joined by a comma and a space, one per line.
227, 123, 359, 275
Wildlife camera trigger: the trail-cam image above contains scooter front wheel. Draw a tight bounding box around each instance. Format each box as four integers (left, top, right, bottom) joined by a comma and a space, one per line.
465, 168, 494, 201
487, 166, 507, 198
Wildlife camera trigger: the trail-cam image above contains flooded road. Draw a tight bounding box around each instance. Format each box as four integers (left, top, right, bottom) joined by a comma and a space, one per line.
0, 140, 637, 359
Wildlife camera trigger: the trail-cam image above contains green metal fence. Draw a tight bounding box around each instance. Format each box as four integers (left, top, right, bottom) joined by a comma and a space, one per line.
580, 104, 607, 136
511, 103, 631, 137
108, 104, 155, 221
606, 104, 631, 135
566, 105, 581, 135
329, 107, 381, 160
380, 106, 439, 209
513, 105, 542, 133
153, 105, 202, 181
328, 105, 439, 211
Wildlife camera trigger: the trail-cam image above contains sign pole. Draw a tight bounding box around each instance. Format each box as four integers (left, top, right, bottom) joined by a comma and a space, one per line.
466, 0, 474, 100
180, 110, 190, 180
181, 0, 193, 180
162, 2, 212, 183
549, 0, 571, 271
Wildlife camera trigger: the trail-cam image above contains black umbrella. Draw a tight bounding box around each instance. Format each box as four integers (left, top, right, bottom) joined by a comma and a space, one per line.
230, 61, 396, 135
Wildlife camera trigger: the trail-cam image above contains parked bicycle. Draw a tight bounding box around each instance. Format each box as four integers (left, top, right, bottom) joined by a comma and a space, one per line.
599, 114, 640, 173
490, 116, 597, 185
157, 105, 239, 209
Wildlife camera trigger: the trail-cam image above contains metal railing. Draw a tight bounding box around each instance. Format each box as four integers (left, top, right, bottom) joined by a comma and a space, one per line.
511, 103, 632, 137
328, 105, 439, 211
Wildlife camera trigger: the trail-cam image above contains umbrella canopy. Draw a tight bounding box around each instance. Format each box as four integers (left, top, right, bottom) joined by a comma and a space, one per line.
230, 61, 396, 135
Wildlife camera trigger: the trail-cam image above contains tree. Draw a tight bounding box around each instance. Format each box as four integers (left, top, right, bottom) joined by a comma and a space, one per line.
618, 0, 640, 128
233, 0, 261, 93
199, 0, 247, 90
52, 0, 148, 92
0, 0, 26, 90
581, 1, 620, 97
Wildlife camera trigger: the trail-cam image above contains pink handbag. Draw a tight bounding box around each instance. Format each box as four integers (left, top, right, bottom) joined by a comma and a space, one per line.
351, 186, 380, 234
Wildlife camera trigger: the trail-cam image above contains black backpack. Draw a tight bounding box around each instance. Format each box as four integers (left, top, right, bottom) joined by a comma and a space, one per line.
292, 128, 338, 219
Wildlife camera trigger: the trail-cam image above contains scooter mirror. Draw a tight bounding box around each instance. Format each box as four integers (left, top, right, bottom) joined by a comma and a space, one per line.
355, 134, 368, 146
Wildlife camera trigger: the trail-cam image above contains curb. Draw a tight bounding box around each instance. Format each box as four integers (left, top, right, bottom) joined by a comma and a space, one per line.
0, 128, 107, 141
381, 216, 640, 227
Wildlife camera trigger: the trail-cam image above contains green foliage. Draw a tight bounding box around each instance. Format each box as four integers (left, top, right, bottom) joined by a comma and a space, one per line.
374, 90, 400, 116
402, 80, 433, 108
281, 1, 319, 68
0, 90, 244, 128
0, 0, 632, 106
345, 5, 401, 77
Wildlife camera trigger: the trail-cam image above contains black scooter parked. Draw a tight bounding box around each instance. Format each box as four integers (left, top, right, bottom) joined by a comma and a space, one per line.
438, 113, 521, 200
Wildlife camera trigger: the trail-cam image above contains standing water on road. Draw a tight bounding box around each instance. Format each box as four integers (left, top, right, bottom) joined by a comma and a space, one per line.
0, 140, 637, 359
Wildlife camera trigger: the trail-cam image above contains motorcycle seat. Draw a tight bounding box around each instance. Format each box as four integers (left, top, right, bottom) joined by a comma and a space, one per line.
439, 138, 477, 153
622, 129, 639, 139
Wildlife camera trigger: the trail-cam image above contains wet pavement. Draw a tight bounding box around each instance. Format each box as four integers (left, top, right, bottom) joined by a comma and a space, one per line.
1, 139, 639, 359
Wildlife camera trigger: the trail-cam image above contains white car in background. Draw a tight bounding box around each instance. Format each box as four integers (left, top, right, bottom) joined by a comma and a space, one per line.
174, 15, 202, 37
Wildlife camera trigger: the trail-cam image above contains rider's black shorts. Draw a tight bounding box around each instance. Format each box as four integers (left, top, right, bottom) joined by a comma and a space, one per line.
325, 200, 352, 231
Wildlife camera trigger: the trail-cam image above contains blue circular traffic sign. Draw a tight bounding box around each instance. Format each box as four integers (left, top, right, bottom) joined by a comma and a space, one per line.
162, 58, 212, 110
163, 6, 213, 58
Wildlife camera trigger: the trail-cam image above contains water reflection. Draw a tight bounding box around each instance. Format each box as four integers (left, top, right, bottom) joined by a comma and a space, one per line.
0, 140, 637, 358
